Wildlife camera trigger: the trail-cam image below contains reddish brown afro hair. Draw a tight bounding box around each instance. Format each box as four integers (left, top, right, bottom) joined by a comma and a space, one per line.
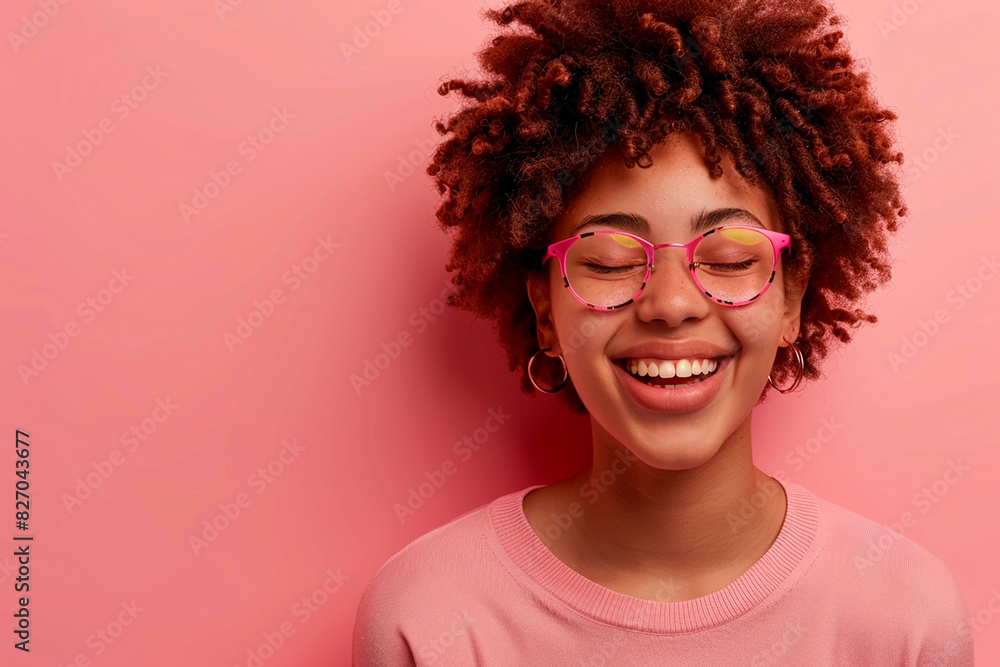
426, 0, 907, 415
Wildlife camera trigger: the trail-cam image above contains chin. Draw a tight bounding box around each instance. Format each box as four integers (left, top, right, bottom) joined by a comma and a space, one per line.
603, 420, 728, 470
632, 439, 724, 471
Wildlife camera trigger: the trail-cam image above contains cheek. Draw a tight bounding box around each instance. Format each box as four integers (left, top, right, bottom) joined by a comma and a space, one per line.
561, 316, 612, 364
726, 309, 785, 381
550, 304, 613, 368
733, 311, 778, 346
734, 283, 788, 343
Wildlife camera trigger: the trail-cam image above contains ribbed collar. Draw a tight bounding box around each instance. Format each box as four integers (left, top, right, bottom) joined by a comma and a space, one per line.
487, 475, 821, 633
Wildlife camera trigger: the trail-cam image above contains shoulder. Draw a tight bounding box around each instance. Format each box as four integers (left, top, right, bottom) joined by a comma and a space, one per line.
352, 488, 523, 666
805, 488, 974, 664
356, 497, 494, 615
810, 490, 961, 591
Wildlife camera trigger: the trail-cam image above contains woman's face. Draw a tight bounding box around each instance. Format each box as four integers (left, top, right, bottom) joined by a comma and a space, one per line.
527, 133, 808, 470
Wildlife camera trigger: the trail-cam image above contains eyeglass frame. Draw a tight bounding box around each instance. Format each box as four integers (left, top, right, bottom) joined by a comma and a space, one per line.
542, 225, 792, 310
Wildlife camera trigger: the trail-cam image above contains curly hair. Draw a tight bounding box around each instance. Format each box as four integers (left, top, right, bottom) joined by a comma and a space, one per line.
425, 0, 906, 415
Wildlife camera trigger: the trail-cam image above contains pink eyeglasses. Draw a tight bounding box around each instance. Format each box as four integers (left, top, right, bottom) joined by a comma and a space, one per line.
542, 225, 792, 310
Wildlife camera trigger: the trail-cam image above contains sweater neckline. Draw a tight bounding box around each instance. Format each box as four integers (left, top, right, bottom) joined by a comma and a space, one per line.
487, 475, 821, 633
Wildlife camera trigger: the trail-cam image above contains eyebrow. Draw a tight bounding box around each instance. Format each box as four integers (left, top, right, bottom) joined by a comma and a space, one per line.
570, 208, 766, 236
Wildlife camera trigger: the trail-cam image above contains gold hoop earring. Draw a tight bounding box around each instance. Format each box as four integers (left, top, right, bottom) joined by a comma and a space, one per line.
527, 347, 568, 394
767, 342, 805, 394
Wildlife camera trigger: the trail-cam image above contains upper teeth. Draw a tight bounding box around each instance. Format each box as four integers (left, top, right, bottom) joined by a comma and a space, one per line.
624, 357, 718, 378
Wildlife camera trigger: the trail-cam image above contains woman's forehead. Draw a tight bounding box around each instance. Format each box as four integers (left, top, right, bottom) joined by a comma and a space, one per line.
551, 134, 782, 239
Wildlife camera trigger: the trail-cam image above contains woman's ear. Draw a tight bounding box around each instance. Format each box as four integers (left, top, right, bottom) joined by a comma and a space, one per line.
526, 269, 559, 353
781, 271, 810, 346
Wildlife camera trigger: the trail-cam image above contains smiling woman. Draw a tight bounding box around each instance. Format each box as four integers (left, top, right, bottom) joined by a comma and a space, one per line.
526, 134, 805, 455
352, 0, 975, 665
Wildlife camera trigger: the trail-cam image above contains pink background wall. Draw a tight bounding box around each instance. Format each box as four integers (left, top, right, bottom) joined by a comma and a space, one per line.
1, 0, 997, 664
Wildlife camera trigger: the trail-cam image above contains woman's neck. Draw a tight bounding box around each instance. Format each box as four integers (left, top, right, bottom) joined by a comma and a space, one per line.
522, 424, 788, 602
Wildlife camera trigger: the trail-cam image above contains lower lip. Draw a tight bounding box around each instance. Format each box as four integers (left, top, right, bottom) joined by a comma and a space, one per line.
613, 356, 733, 414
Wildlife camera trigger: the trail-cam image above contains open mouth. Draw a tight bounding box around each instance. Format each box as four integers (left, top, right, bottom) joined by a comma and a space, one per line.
614, 357, 730, 389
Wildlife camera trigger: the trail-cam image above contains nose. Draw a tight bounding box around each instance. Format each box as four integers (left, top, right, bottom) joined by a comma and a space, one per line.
632, 244, 711, 323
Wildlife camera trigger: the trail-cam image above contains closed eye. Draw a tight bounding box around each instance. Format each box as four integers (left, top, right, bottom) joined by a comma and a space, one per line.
583, 263, 646, 275
697, 259, 757, 272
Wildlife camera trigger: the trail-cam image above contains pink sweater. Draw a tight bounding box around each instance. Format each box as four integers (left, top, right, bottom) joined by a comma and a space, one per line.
353, 477, 974, 666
